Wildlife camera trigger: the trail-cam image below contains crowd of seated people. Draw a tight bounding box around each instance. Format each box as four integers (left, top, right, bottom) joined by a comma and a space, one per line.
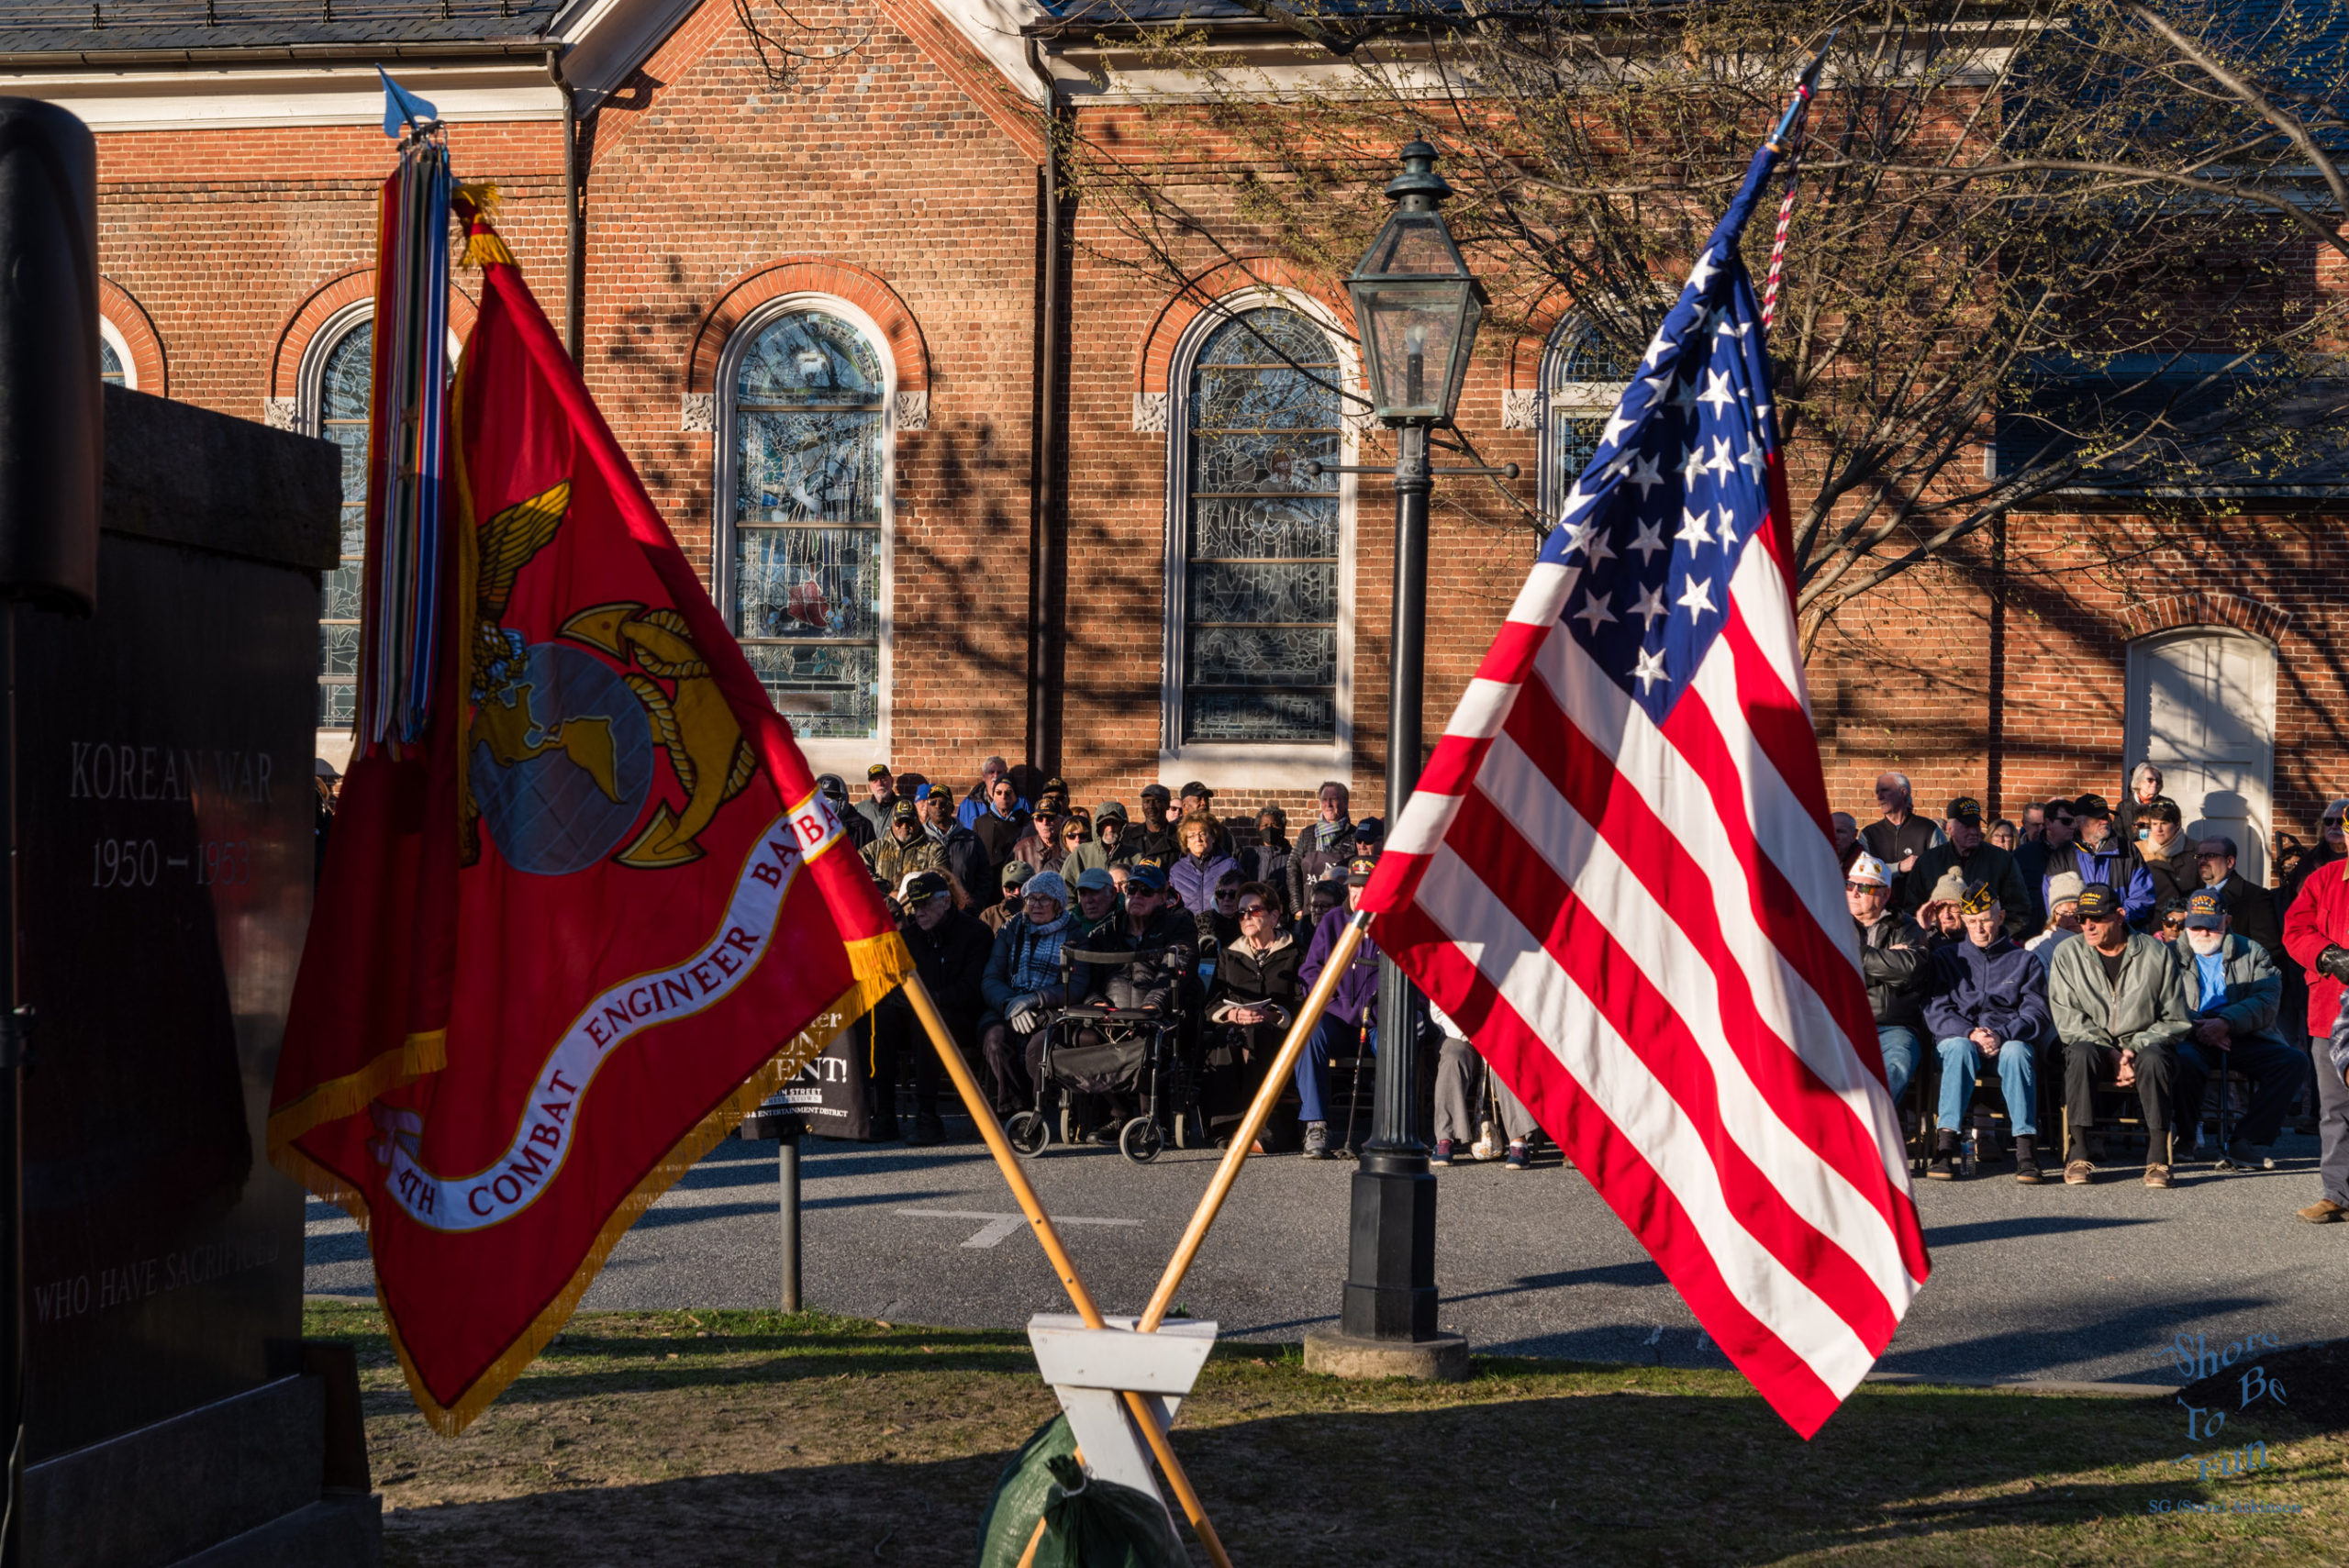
820, 755, 2348, 1228
1842, 769, 2347, 1224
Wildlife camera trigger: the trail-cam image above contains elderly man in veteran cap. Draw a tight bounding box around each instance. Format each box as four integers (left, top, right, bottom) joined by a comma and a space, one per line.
864, 796, 942, 891
1900, 796, 2033, 940
2047, 882, 2193, 1186
2169, 888, 2305, 1173
1921, 880, 2053, 1181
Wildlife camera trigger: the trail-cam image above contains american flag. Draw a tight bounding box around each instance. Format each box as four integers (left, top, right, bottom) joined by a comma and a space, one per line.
1360, 133, 1931, 1439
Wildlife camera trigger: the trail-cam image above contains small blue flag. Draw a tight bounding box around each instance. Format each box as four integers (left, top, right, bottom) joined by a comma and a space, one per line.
378, 67, 439, 139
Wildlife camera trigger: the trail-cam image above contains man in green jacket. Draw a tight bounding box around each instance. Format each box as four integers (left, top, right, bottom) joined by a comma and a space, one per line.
1900, 796, 2032, 940
2047, 883, 2193, 1187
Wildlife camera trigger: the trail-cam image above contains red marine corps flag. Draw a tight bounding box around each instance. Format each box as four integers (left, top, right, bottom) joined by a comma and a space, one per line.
270, 188, 909, 1432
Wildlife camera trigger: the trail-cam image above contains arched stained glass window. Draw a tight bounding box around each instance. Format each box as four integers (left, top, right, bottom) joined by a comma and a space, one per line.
1177, 307, 1341, 744
317, 321, 372, 728
1539, 317, 1633, 522
727, 307, 887, 740
99, 336, 125, 387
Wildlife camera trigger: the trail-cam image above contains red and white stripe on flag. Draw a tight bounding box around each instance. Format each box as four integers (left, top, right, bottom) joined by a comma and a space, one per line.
1361, 514, 1931, 1440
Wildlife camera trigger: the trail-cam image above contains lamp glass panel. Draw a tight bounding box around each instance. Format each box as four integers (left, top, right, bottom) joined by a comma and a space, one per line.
1354, 281, 1468, 418
1362, 213, 1466, 277
1435, 289, 1485, 422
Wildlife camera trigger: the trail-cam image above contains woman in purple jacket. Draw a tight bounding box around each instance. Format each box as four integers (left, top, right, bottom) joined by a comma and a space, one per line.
1294, 856, 1384, 1160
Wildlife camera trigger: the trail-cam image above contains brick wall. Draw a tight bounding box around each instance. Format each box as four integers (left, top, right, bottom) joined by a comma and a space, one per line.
73, 10, 2349, 870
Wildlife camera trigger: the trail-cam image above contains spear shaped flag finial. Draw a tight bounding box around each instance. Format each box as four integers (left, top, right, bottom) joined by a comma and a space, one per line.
378, 66, 440, 139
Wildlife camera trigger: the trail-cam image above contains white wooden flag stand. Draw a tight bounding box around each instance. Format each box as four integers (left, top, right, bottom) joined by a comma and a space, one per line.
1028, 1313, 1219, 1527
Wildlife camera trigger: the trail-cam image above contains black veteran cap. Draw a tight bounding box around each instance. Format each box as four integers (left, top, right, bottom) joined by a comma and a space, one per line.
2076, 883, 2121, 918
1945, 796, 1984, 825
1958, 878, 2000, 917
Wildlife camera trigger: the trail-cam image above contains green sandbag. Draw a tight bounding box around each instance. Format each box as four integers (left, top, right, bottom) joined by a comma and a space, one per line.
974, 1416, 1188, 1568
975, 1415, 1079, 1567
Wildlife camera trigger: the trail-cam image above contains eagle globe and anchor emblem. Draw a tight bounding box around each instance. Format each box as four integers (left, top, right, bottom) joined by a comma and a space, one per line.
462, 480, 759, 873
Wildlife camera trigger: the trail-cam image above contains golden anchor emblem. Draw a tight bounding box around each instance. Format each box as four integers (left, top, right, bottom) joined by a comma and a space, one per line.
560, 602, 759, 868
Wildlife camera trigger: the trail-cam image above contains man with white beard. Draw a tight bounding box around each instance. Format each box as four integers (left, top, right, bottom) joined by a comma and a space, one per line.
2170, 890, 2306, 1173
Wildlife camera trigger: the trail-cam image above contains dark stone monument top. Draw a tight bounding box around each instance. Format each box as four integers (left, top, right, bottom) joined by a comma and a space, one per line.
21, 386, 338, 1466
99, 384, 340, 571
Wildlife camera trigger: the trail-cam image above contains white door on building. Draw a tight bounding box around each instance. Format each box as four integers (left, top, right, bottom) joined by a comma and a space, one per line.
2124, 628, 2277, 884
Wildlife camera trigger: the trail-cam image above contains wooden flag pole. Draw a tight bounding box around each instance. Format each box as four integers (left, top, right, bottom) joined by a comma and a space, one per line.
1138, 912, 1370, 1333
900, 973, 1235, 1568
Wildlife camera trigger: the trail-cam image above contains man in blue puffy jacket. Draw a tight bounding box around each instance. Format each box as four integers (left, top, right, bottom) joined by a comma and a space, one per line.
1922, 880, 2054, 1182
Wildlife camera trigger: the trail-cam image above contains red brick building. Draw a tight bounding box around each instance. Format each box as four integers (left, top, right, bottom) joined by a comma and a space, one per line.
6, 0, 2338, 875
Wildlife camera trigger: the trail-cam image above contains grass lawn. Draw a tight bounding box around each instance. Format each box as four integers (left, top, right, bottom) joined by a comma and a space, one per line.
305, 1301, 2346, 1567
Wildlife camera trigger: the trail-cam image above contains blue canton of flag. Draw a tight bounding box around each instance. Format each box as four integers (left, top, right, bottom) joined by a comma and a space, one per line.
1544, 156, 1789, 724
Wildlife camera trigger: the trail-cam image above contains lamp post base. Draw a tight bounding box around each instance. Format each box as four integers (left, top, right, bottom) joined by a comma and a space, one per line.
1303, 1329, 1470, 1382
1339, 1160, 1439, 1340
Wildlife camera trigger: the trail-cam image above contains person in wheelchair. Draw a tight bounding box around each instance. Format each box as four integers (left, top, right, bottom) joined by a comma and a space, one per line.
1061, 861, 1197, 1141
1202, 881, 1300, 1148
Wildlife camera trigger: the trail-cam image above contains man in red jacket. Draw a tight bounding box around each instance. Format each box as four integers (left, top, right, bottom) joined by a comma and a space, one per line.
2280, 858, 2349, 1223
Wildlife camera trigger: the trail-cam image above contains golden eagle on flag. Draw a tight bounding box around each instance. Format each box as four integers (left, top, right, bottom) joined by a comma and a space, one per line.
270, 183, 909, 1433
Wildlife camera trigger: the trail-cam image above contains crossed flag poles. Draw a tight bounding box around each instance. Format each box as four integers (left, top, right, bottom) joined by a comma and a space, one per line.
898, 914, 1376, 1566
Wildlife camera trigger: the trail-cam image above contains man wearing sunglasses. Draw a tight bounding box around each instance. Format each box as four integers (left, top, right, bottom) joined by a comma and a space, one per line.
1849, 854, 1932, 1107
918, 785, 987, 906
2047, 883, 2193, 1186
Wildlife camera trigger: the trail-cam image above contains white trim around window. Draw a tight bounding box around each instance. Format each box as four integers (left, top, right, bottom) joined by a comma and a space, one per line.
1537, 312, 1632, 526
1158, 286, 1358, 793
97, 315, 136, 390
710, 291, 897, 778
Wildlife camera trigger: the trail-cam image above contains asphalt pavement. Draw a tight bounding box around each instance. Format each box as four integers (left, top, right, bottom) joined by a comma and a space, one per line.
306, 1118, 2344, 1386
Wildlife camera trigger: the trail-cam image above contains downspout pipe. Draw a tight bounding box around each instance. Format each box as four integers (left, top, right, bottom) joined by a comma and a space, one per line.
1025, 38, 1064, 774
548, 48, 584, 363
